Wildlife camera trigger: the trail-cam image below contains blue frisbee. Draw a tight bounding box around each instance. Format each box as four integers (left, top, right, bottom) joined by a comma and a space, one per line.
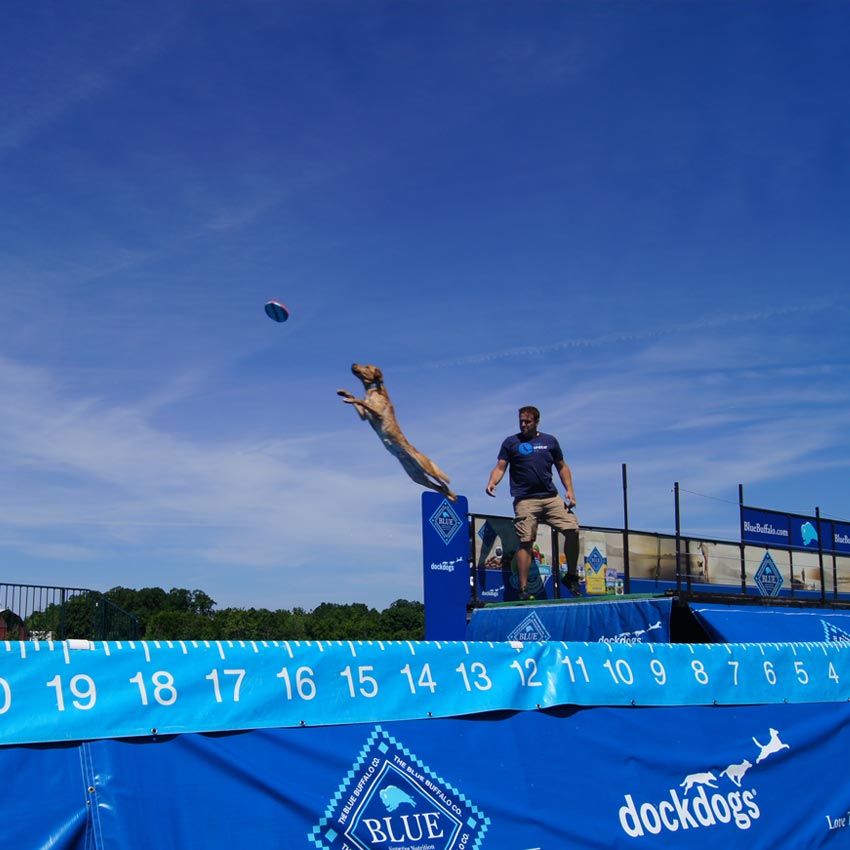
264, 300, 290, 323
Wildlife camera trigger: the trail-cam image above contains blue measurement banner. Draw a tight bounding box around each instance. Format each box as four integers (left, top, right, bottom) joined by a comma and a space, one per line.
2, 639, 850, 746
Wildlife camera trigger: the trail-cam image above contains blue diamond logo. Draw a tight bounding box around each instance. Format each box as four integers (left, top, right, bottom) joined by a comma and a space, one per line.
429, 499, 463, 546
823, 620, 850, 642
586, 546, 606, 573
310, 726, 489, 850
507, 612, 551, 642
754, 551, 783, 597
477, 520, 496, 549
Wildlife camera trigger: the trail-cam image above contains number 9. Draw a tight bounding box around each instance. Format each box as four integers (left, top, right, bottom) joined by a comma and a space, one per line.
650, 659, 666, 685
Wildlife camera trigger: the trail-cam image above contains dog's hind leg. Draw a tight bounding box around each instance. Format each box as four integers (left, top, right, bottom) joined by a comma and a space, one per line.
408, 447, 452, 488
430, 479, 458, 501
397, 453, 458, 502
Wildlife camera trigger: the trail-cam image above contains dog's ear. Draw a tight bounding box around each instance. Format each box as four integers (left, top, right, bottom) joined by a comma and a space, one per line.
373, 366, 383, 381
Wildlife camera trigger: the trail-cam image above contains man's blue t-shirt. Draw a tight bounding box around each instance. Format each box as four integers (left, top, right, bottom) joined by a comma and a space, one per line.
498, 431, 564, 499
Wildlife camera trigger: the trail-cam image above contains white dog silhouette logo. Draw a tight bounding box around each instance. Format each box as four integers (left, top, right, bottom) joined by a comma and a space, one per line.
720, 759, 752, 787
679, 771, 718, 794
753, 728, 789, 763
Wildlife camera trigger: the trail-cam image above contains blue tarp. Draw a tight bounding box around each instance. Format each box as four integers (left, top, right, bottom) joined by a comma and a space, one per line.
6, 702, 850, 849
690, 603, 850, 643
6, 638, 850, 848
465, 596, 673, 643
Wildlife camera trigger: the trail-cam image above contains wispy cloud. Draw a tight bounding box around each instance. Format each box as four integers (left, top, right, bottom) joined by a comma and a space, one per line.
0, 353, 426, 603
0, 17, 180, 155
424, 302, 833, 370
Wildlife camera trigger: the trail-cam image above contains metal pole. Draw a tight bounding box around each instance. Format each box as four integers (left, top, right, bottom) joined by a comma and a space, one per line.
816, 507, 827, 604
622, 463, 631, 594
674, 482, 682, 595
550, 525, 562, 600
468, 515, 478, 605
59, 588, 67, 641
738, 484, 747, 594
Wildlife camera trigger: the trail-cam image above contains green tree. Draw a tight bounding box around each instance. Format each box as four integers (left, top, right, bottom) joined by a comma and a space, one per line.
306, 602, 382, 640
272, 607, 310, 640
378, 599, 425, 639
166, 588, 216, 616
89, 587, 424, 642
146, 611, 217, 640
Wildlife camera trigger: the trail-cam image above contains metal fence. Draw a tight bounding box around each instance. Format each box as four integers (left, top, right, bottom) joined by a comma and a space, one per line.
0, 583, 139, 641
469, 514, 850, 607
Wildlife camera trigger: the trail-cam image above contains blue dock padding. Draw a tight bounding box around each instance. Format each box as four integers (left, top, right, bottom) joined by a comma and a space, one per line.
465, 596, 673, 643
690, 603, 850, 643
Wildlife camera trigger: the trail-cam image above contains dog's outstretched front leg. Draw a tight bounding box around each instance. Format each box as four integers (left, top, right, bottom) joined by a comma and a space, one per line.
337, 390, 383, 422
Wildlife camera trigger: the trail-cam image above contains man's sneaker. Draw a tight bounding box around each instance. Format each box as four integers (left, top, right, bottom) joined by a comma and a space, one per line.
561, 574, 583, 597
518, 585, 534, 601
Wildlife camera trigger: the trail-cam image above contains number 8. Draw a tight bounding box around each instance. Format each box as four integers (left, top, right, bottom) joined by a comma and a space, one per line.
691, 660, 709, 685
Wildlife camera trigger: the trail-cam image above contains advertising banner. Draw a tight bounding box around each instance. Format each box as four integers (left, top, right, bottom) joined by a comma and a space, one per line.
6, 700, 850, 849
833, 521, 850, 554
744, 506, 844, 556
741, 507, 791, 548
791, 515, 826, 551
422, 492, 470, 640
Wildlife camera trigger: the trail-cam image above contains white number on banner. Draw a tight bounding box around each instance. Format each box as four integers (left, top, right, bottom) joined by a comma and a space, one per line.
455, 662, 492, 692
562, 655, 589, 683
649, 659, 666, 685
47, 674, 97, 711
206, 669, 246, 703
603, 659, 634, 685
510, 658, 542, 688
276, 666, 317, 701
727, 661, 739, 686
0, 678, 10, 714
828, 663, 840, 684
399, 663, 437, 695
340, 665, 379, 698
129, 671, 178, 706
795, 661, 809, 685
691, 660, 709, 685
763, 661, 777, 685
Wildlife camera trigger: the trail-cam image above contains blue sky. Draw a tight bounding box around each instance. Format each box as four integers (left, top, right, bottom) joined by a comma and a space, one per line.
2, 2, 848, 611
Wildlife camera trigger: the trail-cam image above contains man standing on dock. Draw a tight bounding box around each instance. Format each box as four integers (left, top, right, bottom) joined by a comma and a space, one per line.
486, 406, 582, 600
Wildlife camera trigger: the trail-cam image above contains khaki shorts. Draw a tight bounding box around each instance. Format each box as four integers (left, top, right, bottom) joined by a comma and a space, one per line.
513, 496, 579, 544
